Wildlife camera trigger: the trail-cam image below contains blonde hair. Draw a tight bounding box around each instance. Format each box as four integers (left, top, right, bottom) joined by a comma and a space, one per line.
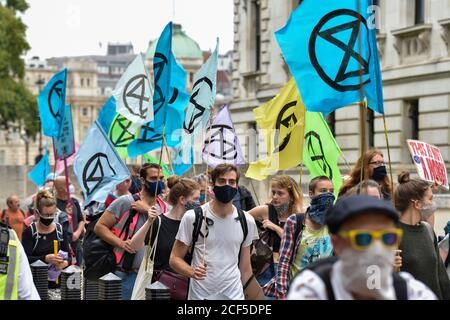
35, 189, 56, 211
270, 175, 303, 212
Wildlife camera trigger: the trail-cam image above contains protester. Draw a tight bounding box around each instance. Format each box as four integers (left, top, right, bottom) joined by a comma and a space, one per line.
394, 172, 450, 299
339, 149, 392, 200
344, 180, 382, 199
248, 175, 303, 286
104, 176, 132, 208
0, 221, 40, 300
233, 184, 257, 211
264, 176, 335, 299
129, 165, 142, 195
193, 174, 209, 205
94, 163, 169, 300
22, 190, 71, 289
1, 195, 26, 241
170, 164, 258, 300
54, 176, 85, 266
130, 178, 200, 296
439, 233, 450, 279
288, 195, 437, 300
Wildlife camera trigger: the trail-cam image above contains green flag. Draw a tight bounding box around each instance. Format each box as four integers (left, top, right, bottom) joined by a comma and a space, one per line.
303, 112, 342, 198
143, 154, 173, 179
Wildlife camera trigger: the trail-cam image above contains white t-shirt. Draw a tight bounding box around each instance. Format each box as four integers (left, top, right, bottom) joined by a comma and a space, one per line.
176, 203, 259, 300
287, 260, 437, 300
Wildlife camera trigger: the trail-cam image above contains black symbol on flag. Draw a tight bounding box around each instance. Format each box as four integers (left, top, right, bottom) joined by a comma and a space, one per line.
304, 131, 333, 180
183, 77, 213, 134
204, 124, 237, 161
48, 80, 64, 119
139, 122, 162, 143
309, 9, 371, 92
109, 115, 135, 148
153, 52, 169, 116
273, 101, 298, 153
82, 153, 116, 196
123, 74, 150, 119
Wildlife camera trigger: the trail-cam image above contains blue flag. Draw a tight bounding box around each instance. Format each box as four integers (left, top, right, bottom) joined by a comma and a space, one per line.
28, 149, 51, 187
37, 69, 67, 137
152, 22, 173, 134
128, 51, 189, 158
172, 142, 193, 176
54, 104, 75, 160
74, 121, 130, 208
275, 0, 383, 115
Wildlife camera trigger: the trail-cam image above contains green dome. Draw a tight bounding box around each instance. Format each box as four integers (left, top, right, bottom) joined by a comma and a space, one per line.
146, 24, 203, 60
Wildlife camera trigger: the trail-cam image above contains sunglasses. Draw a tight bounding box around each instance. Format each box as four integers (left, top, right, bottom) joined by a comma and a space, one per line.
338, 228, 403, 251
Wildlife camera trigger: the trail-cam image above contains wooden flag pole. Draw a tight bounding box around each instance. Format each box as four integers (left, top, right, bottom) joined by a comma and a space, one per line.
155, 126, 166, 198
162, 134, 175, 174
383, 114, 395, 200
63, 158, 74, 234
202, 114, 214, 265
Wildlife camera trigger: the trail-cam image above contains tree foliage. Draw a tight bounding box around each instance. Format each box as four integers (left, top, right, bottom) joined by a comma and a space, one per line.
0, 0, 39, 139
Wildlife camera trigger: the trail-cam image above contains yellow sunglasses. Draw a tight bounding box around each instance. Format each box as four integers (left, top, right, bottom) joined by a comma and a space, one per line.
338, 228, 403, 251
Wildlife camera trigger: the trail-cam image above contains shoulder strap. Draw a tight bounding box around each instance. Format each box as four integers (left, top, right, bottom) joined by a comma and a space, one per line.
268, 204, 279, 226
294, 213, 305, 243
303, 257, 337, 300
1, 209, 6, 221
392, 273, 408, 300
236, 209, 248, 266
30, 222, 39, 253
187, 207, 204, 264
55, 223, 64, 243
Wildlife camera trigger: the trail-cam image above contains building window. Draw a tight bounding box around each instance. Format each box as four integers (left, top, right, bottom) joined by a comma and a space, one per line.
250, 0, 261, 72
82, 107, 89, 117
367, 109, 375, 148
87, 78, 90, 87
415, 0, 424, 25
80, 78, 84, 87
326, 112, 336, 137
408, 100, 419, 140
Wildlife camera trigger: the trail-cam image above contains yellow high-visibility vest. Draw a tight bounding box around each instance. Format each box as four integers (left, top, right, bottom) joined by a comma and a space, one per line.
0, 228, 19, 300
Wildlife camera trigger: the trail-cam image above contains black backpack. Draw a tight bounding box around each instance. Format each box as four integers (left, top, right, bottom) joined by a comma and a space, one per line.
297, 257, 408, 300
30, 221, 64, 254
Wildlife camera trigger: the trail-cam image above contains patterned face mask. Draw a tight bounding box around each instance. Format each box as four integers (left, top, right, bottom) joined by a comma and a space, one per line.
273, 201, 291, 215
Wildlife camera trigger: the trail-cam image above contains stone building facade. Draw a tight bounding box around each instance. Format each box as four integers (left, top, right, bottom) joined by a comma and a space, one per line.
230, 0, 450, 232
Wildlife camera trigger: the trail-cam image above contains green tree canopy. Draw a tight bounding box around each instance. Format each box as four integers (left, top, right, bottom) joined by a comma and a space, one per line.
0, 0, 38, 139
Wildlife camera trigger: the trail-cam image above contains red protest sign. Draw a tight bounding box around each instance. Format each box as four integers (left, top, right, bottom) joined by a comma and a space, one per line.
407, 140, 449, 189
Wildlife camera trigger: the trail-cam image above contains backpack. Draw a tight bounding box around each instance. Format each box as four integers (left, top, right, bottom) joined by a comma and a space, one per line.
30, 221, 64, 254
187, 206, 248, 265
83, 214, 116, 280
298, 257, 408, 300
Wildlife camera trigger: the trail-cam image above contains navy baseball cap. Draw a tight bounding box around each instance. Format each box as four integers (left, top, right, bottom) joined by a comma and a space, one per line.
325, 195, 399, 234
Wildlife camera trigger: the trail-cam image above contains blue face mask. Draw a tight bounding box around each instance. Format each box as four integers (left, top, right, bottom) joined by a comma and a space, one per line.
144, 180, 165, 196
308, 192, 335, 225
199, 193, 206, 203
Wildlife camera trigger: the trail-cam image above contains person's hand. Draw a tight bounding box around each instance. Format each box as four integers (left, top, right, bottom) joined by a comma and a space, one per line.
432, 180, 443, 193
45, 254, 64, 266
119, 239, 136, 254
191, 262, 207, 280
72, 230, 81, 242
394, 250, 402, 269
131, 200, 151, 214
55, 260, 69, 271
147, 206, 159, 221
262, 219, 277, 231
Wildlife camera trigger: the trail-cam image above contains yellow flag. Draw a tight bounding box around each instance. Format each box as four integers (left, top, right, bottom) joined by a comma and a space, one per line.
246, 79, 305, 180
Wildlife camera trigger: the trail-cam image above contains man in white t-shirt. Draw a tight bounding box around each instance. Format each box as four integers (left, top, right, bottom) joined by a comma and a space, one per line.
170, 164, 259, 300
288, 195, 437, 300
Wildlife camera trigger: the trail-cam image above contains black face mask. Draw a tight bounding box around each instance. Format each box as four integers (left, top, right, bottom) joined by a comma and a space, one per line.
213, 185, 238, 204
39, 215, 54, 227
372, 165, 387, 181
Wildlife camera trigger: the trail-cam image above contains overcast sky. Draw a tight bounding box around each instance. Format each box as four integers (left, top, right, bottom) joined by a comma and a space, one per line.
21, 0, 234, 59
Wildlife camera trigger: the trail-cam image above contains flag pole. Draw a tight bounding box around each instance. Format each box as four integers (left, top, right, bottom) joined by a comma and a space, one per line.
63, 157, 74, 235
249, 179, 261, 206
162, 134, 175, 175
202, 113, 214, 265
383, 115, 394, 199
356, 0, 367, 188
155, 126, 166, 198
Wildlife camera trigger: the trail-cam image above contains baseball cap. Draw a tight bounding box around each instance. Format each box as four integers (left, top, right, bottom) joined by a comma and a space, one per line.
325, 195, 399, 234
